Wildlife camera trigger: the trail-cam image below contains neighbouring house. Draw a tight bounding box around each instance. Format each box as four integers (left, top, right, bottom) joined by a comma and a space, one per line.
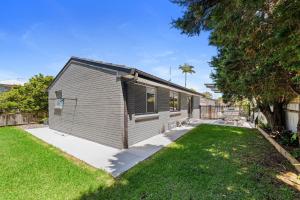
0, 80, 24, 93
48, 57, 209, 149
0, 84, 12, 93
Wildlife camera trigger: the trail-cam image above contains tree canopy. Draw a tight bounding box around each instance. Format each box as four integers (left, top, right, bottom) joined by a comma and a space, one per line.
0, 74, 53, 114
172, 0, 300, 130
179, 63, 196, 87
202, 91, 213, 99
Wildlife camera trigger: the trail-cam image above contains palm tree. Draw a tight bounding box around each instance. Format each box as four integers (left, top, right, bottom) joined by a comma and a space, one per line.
179, 63, 195, 87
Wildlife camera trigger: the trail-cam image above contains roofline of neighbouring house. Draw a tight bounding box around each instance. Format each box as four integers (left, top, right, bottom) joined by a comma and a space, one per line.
48, 56, 213, 99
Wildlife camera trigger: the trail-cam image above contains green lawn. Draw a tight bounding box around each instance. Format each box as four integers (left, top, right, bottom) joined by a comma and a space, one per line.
0, 125, 299, 200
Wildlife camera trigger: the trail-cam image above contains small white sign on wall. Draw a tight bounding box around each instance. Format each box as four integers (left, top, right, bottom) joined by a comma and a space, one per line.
55, 99, 64, 109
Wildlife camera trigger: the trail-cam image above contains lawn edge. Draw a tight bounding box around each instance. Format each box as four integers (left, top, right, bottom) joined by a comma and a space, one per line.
14, 126, 112, 177
257, 127, 300, 173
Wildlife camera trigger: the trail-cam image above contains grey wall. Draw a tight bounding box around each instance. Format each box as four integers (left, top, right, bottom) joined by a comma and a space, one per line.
134, 85, 146, 114
127, 84, 197, 146
49, 62, 124, 149
49, 62, 202, 148
193, 96, 200, 109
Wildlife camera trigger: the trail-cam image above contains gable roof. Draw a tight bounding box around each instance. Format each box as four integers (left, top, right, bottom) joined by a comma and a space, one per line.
49, 56, 206, 97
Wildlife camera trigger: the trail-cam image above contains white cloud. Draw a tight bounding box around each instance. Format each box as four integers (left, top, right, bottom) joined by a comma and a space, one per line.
0, 79, 26, 85
0, 69, 27, 83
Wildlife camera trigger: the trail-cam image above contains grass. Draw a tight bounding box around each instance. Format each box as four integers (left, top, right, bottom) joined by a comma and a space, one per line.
0, 125, 299, 199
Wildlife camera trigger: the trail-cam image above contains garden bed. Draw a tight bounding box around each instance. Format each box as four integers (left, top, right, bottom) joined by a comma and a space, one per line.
257, 127, 300, 173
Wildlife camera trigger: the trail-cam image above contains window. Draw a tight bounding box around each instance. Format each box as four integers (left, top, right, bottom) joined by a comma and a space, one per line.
169, 91, 180, 111
55, 90, 62, 99
146, 87, 156, 113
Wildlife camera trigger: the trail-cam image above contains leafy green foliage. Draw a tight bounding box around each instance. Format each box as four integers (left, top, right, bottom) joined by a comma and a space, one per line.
291, 148, 300, 159
0, 74, 53, 113
277, 130, 299, 147
172, 0, 300, 130
202, 91, 212, 99
179, 63, 195, 87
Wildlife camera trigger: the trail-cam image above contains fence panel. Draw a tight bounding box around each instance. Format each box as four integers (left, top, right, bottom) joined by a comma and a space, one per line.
200, 105, 250, 120
0, 113, 40, 127
285, 103, 299, 132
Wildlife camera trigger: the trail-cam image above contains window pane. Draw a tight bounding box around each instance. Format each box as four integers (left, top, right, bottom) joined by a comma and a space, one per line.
174, 97, 178, 111
146, 87, 156, 113
169, 91, 179, 111
55, 90, 62, 99
147, 93, 155, 113
169, 92, 174, 111
169, 98, 174, 111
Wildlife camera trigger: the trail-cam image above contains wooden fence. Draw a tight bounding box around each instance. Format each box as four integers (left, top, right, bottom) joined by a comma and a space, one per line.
0, 113, 42, 127
199, 105, 250, 120
254, 97, 300, 133
285, 103, 299, 132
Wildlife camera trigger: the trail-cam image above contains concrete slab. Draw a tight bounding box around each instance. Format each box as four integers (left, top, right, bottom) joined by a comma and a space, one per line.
25, 121, 199, 177
25, 119, 253, 177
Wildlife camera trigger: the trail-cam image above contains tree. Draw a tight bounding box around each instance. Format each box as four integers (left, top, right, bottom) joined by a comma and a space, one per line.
172, 0, 300, 132
0, 74, 53, 114
179, 63, 195, 87
202, 92, 212, 99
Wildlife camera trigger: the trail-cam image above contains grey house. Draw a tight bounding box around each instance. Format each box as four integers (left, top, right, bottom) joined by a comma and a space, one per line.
48, 57, 205, 149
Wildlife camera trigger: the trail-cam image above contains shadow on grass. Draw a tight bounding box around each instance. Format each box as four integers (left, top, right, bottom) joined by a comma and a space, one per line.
77, 125, 299, 200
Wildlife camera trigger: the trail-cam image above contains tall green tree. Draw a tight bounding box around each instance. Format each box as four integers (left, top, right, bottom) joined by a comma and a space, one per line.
0, 74, 53, 114
179, 63, 195, 87
172, 0, 300, 131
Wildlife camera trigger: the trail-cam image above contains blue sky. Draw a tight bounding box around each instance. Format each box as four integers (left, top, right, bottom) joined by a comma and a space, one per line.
0, 0, 219, 97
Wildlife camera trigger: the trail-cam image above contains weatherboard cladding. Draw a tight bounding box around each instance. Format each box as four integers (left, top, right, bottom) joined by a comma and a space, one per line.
127, 86, 195, 146
48, 63, 124, 149
157, 87, 170, 112
134, 84, 147, 114
193, 96, 200, 109
48, 57, 205, 148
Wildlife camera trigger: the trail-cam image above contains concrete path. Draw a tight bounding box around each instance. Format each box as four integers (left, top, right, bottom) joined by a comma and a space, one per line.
25, 119, 253, 177
26, 119, 200, 177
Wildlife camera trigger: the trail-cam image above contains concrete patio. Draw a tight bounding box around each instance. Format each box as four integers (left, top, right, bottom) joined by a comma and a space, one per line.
25, 119, 253, 177
26, 119, 201, 177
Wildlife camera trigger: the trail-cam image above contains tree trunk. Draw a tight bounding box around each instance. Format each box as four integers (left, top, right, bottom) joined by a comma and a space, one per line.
297, 103, 300, 145
185, 73, 187, 87
258, 102, 286, 132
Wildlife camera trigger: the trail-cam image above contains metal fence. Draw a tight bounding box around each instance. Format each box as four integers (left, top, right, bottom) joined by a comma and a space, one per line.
0, 113, 42, 127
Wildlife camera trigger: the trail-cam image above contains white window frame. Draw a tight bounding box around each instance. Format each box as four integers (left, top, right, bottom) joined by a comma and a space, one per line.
145, 86, 157, 113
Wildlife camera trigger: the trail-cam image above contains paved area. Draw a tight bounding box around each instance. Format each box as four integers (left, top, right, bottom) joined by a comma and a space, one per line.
26, 119, 200, 177
198, 119, 254, 128
25, 119, 253, 177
